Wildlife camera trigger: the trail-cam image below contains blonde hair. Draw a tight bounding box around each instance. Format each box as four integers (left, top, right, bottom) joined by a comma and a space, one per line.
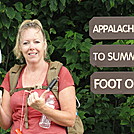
13, 19, 47, 59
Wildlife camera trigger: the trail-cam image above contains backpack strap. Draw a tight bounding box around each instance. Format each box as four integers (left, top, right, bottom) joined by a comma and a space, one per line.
9, 61, 63, 98
9, 64, 25, 95
47, 61, 63, 100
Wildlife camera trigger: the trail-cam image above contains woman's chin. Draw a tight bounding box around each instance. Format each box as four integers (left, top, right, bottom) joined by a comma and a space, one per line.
26, 59, 39, 64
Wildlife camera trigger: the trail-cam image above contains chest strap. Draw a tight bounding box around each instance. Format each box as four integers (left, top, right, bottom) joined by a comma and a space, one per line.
10, 86, 48, 96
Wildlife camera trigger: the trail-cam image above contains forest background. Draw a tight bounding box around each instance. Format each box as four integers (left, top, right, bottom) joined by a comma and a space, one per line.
0, 0, 134, 134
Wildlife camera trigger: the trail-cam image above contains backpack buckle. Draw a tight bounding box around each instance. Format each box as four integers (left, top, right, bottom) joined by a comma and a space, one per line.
34, 85, 42, 89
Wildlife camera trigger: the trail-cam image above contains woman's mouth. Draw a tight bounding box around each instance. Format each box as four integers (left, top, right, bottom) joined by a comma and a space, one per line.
28, 52, 37, 56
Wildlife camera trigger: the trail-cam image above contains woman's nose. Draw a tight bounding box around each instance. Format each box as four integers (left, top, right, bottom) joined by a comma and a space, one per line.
29, 42, 35, 49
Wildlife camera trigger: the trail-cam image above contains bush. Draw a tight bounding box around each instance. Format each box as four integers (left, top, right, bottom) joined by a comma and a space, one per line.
1, 0, 134, 133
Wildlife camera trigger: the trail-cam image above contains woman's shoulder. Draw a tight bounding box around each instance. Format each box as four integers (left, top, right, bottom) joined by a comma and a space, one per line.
59, 65, 72, 76
1, 72, 10, 92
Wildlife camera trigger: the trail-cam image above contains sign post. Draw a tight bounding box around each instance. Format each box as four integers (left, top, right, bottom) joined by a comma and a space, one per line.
89, 17, 134, 40
90, 45, 134, 67
91, 72, 134, 94
89, 17, 134, 94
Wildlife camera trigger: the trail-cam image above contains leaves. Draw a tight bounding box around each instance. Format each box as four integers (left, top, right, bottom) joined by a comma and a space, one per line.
110, 0, 115, 8
41, 0, 48, 8
49, 0, 58, 12
130, 0, 134, 4
14, 2, 23, 12
1, 0, 134, 134
15, 12, 22, 22
62, 50, 78, 64
1, 14, 11, 29
6, 7, 16, 19
64, 39, 77, 51
60, 0, 66, 6
50, 28, 56, 34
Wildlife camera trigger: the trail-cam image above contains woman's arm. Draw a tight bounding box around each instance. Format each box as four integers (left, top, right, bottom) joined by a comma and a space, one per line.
28, 86, 76, 127
44, 86, 76, 126
0, 89, 12, 130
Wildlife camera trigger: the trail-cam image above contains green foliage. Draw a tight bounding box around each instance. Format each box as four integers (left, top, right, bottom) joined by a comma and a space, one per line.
0, 68, 6, 85
1, 0, 134, 133
0, 128, 10, 134
119, 96, 134, 132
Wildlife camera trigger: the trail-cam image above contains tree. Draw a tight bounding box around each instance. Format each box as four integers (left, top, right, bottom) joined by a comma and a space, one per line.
1, 0, 134, 133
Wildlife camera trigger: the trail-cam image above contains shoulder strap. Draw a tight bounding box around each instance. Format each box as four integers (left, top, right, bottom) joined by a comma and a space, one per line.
9, 61, 63, 97
9, 64, 25, 95
47, 61, 63, 100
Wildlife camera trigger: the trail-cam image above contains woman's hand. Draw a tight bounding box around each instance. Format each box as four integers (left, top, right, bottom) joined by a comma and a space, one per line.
27, 90, 49, 111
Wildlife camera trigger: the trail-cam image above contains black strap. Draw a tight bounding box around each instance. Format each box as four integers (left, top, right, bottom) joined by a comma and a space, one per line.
10, 86, 48, 96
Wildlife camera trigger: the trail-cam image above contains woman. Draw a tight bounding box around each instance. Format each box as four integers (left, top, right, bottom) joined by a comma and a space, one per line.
0, 19, 76, 134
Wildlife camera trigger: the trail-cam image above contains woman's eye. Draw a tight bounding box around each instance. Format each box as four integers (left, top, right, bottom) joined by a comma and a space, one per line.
35, 41, 40, 43
23, 42, 28, 45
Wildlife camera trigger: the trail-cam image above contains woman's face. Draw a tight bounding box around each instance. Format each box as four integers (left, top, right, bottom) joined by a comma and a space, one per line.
19, 28, 46, 64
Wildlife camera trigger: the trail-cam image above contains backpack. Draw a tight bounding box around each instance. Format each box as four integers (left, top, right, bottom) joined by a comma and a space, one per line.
9, 61, 84, 134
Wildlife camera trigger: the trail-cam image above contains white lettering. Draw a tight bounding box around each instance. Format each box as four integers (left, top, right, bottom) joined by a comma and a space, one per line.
94, 79, 100, 89
108, 52, 119, 61
98, 25, 104, 33
103, 25, 108, 33
93, 52, 99, 61
93, 52, 105, 61
99, 79, 107, 89
116, 25, 122, 32
93, 25, 99, 33
122, 25, 128, 33
128, 25, 134, 32
125, 79, 134, 89
98, 53, 105, 61
92, 24, 134, 33
94, 79, 122, 89
108, 25, 114, 33
108, 52, 134, 61
108, 79, 117, 89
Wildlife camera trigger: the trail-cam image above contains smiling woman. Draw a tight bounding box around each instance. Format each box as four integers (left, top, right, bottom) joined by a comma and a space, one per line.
0, 20, 76, 134
14, 20, 47, 61
14, 20, 49, 87
19, 28, 46, 64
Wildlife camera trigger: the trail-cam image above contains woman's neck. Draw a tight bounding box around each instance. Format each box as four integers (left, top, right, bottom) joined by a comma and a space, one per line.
22, 60, 49, 87
25, 60, 47, 72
